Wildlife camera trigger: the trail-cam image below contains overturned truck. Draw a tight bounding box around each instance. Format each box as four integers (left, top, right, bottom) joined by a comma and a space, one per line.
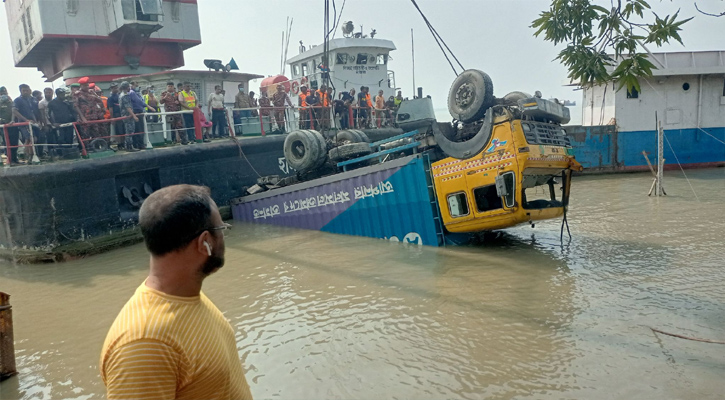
232, 70, 583, 246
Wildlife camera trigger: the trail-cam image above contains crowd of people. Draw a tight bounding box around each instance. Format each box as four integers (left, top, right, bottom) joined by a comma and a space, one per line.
334, 87, 404, 129
0, 78, 225, 164
1, 77, 408, 164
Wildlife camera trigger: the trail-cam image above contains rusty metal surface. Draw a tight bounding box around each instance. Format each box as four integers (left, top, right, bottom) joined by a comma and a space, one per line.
0, 291, 17, 381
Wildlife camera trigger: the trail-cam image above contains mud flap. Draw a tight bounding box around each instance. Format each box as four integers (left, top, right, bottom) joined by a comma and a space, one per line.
432, 108, 493, 160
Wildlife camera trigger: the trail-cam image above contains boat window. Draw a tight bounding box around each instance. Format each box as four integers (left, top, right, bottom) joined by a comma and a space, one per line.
356, 53, 369, 65
473, 185, 503, 213
521, 172, 564, 210
293, 64, 300, 76
447, 192, 469, 218
376, 54, 387, 65
301, 63, 309, 77
627, 86, 639, 99
336, 53, 347, 65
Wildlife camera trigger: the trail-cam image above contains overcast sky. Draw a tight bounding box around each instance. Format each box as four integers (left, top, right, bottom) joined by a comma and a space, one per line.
1, 0, 724, 124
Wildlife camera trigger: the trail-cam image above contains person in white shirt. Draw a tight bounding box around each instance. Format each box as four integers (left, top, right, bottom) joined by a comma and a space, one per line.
207, 85, 227, 138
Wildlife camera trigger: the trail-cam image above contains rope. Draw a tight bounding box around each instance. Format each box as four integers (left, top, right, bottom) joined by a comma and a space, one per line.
409, 0, 462, 76
663, 131, 699, 202
651, 327, 725, 345
695, 126, 725, 146
229, 136, 263, 179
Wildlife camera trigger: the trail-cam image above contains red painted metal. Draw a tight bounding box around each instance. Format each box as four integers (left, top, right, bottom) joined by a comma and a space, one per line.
260, 75, 290, 94
193, 108, 202, 142
26, 38, 193, 81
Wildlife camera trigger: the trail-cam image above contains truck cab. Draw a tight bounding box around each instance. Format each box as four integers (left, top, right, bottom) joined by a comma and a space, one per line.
432, 98, 582, 233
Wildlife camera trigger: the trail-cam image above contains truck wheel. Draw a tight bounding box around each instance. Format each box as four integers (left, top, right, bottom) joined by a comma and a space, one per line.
448, 69, 494, 123
502, 91, 531, 105
433, 108, 494, 159
284, 129, 327, 172
331, 129, 370, 145
328, 142, 372, 161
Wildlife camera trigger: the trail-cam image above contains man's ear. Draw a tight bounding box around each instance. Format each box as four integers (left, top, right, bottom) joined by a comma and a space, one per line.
196, 231, 211, 256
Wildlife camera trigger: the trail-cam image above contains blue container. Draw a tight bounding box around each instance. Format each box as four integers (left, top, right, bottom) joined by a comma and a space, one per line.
231, 154, 444, 246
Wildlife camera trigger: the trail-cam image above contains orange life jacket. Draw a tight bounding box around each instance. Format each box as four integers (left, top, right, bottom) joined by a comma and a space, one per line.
299, 92, 308, 107
317, 90, 328, 107
102, 96, 110, 119
365, 93, 372, 108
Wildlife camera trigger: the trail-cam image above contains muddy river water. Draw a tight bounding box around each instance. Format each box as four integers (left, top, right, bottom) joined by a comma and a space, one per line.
1, 169, 724, 399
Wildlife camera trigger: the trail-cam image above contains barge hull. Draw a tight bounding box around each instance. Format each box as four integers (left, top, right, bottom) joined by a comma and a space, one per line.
568, 126, 725, 172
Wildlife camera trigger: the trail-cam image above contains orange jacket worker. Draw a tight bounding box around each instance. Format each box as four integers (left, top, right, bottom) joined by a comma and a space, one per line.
100, 185, 253, 400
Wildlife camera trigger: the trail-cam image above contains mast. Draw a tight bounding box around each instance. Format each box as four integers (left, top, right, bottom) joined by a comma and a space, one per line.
411, 28, 416, 98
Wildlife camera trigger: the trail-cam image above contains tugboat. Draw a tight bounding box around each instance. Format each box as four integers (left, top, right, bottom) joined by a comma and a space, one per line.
231, 69, 583, 246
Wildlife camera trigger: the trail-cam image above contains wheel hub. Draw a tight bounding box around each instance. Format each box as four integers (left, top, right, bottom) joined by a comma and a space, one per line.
456, 83, 475, 108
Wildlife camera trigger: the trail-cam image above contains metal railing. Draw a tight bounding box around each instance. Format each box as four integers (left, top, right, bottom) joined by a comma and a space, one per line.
1, 102, 401, 167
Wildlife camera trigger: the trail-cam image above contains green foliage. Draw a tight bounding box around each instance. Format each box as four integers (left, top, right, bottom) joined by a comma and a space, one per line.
532, 0, 692, 91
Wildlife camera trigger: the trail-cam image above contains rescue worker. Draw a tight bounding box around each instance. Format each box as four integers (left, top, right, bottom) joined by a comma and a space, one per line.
298, 86, 309, 129
143, 86, 159, 123
258, 90, 272, 121
73, 77, 108, 140
394, 90, 403, 108
357, 86, 370, 128
178, 81, 198, 142
271, 84, 294, 133
316, 84, 330, 130
160, 81, 187, 144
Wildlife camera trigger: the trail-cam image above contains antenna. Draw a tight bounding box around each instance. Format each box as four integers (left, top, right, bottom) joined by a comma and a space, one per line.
411, 29, 415, 98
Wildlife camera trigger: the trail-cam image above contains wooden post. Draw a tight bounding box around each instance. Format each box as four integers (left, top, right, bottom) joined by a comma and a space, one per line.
0, 292, 17, 381
656, 121, 664, 196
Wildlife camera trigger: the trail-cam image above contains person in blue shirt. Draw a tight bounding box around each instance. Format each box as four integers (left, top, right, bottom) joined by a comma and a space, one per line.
106, 83, 124, 140
12, 83, 43, 161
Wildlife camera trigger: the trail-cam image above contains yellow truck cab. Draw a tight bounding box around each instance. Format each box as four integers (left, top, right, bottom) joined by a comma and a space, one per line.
432, 97, 582, 233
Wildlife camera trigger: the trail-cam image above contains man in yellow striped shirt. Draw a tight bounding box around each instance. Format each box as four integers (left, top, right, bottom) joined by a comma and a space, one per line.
100, 185, 253, 400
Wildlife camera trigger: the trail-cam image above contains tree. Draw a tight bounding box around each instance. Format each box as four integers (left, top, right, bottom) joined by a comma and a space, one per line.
532, 0, 693, 93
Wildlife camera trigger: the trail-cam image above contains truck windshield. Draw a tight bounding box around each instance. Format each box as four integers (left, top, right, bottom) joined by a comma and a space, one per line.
521, 170, 564, 209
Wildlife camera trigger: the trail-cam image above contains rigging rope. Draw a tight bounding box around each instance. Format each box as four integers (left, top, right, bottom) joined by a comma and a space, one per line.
663, 131, 700, 202
409, 0, 463, 76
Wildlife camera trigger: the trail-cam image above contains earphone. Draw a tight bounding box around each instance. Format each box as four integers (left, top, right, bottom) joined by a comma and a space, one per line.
203, 241, 212, 256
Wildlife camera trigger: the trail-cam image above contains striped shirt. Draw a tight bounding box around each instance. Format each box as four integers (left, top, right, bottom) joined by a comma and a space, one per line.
100, 282, 253, 400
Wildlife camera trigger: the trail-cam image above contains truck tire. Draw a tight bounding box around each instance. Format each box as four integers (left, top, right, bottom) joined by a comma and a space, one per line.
331, 129, 370, 145
328, 142, 372, 162
284, 129, 327, 172
502, 91, 531, 105
433, 107, 494, 159
448, 69, 494, 123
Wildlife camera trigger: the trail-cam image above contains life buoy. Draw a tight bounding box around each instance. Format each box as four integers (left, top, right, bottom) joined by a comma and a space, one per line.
291, 80, 300, 94
300, 76, 309, 85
